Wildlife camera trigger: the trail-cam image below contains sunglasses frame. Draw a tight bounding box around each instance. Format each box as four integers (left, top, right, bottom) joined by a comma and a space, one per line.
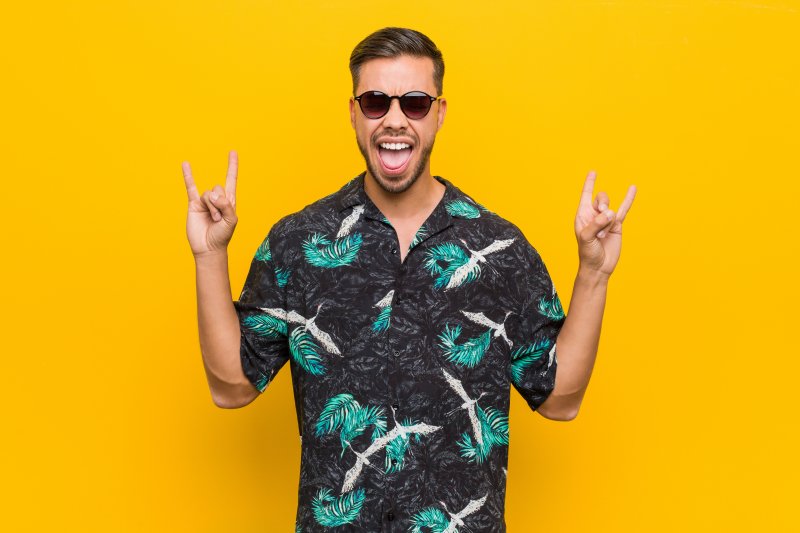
353, 90, 442, 120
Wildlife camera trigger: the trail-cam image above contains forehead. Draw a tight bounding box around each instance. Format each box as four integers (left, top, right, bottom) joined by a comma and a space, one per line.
355, 55, 437, 96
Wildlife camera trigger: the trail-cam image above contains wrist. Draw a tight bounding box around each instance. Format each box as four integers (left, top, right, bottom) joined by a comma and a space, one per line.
194, 249, 229, 266
576, 265, 610, 286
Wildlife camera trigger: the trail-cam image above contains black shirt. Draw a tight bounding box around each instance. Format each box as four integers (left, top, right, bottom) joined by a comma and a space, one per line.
233, 172, 566, 532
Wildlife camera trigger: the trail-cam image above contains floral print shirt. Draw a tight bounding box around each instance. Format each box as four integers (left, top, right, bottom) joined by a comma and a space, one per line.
233, 171, 566, 532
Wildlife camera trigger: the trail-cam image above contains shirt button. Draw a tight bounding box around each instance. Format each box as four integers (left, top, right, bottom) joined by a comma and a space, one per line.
391, 247, 398, 255
392, 403, 400, 410
392, 349, 400, 357
387, 511, 395, 521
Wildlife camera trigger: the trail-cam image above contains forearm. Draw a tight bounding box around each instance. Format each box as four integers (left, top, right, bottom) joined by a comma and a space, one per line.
541, 267, 609, 418
194, 250, 253, 407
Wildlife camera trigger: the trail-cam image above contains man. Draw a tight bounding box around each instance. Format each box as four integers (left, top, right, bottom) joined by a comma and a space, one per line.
183, 27, 636, 532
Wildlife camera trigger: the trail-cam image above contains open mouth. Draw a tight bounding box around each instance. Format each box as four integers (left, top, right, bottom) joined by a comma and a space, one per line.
377, 142, 413, 174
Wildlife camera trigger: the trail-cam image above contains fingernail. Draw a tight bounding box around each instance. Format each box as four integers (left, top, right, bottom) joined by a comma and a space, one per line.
598, 230, 605, 238
599, 203, 607, 211
606, 210, 614, 220
211, 192, 219, 201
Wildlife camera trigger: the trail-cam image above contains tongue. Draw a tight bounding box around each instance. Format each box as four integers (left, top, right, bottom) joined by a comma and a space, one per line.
379, 147, 412, 169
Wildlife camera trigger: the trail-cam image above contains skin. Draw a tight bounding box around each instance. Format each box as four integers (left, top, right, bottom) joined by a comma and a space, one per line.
181, 53, 638, 418
349, 55, 448, 260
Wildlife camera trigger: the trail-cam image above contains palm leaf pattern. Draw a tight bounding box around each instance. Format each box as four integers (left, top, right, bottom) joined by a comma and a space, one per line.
314, 393, 387, 457
409, 506, 450, 533
372, 304, 392, 332
254, 236, 271, 262
437, 324, 491, 368
509, 337, 553, 385
302, 232, 363, 268
275, 266, 291, 288
242, 314, 287, 338
289, 327, 327, 376
409, 223, 430, 251
423, 242, 472, 289
446, 199, 482, 219
311, 486, 365, 527
255, 373, 270, 392
538, 292, 565, 320
385, 417, 423, 473
456, 405, 509, 463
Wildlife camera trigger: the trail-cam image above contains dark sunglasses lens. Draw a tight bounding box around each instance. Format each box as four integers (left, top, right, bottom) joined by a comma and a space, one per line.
360, 92, 390, 118
401, 94, 432, 119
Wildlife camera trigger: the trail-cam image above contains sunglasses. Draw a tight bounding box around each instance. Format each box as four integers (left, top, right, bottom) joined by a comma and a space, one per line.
354, 90, 442, 120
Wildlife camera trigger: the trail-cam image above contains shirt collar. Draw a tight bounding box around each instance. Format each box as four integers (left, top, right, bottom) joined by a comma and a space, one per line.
336, 171, 465, 242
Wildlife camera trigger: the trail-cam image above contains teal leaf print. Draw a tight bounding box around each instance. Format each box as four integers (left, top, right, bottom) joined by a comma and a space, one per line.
509, 337, 553, 385
456, 406, 509, 463
446, 199, 481, 219
410, 493, 488, 532
315, 393, 387, 457
254, 236, 271, 262
538, 292, 565, 320
242, 314, 287, 338
275, 266, 291, 288
372, 290, 394, 332
311, 487, 365, 527
254, 373, 270, 392
437, 324, 491, 368
302, 232, 363, 268
372, 305, 392, 332
423, 242, 472, 289
409, 507, 449, 533
409, 223, 430, 251
384, 417, 423, 473
289, 327, 327, 375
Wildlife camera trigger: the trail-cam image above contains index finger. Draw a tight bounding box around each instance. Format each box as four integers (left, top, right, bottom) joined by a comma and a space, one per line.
182, 161, 201, 202
225, 150, 238, 200
579, 170, 597, 209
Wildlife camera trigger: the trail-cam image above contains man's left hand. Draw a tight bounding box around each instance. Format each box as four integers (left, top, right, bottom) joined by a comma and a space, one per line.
574, 170, 637, 277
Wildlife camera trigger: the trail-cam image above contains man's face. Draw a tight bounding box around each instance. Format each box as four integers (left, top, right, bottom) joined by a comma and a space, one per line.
350, 55, 447, 194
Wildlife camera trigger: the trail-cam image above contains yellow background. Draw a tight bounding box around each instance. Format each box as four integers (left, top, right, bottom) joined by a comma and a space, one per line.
2, 0, 797, 530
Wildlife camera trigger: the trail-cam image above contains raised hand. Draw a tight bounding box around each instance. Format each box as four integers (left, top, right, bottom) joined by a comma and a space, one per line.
574, 170, 637, 277
182, 150, 239, 257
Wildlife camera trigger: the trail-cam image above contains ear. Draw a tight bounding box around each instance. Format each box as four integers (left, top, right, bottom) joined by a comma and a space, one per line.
349, 97, 356, 129
436, 98, 447, 131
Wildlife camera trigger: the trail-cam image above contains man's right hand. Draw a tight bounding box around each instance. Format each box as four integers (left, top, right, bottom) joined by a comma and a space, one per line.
182, 150, 239, 257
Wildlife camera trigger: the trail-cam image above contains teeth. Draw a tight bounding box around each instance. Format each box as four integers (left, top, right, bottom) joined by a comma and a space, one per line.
379, 142, 411, 150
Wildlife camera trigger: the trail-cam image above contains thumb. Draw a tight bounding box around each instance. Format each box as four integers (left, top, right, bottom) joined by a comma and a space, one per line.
210, 185, 237, 222
580, 209, 615, 242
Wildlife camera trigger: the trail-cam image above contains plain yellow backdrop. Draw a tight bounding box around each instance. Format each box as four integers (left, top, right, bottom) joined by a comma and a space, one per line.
2, 0, 797, 531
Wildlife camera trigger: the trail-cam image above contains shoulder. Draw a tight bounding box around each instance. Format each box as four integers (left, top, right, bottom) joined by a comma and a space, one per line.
445, 180, 542, 262
263, 178, 354, 255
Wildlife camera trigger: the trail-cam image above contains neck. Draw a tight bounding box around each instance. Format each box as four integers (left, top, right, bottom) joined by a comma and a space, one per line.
363, 169, 446, 220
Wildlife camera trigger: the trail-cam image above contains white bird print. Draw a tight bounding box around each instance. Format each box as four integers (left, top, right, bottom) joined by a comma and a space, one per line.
375, 290, 394, 308
258, 303, 341, 355
548, 343, 557, 369
336, 204, 365, 238
442, 368, 487, 447
341, 419, 441, 493
460, 310, 513, 348
439, 493, 489, 533
445, 238, 516, 290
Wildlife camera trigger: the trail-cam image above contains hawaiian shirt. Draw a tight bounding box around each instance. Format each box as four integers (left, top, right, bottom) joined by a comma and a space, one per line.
233, 171, 566, 532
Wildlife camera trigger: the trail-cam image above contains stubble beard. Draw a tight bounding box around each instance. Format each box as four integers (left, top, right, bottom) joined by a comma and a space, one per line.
357, 135, 436, 195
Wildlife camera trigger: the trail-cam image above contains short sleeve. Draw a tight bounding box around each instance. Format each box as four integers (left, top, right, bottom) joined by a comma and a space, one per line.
505, 237, 567, 412
233, 226, 291, 394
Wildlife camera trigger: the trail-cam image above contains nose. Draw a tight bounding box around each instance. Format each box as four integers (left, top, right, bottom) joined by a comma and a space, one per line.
382, 97, 408, 129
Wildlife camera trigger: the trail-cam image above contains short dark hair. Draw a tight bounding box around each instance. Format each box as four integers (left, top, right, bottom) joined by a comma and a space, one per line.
349, 27, 444, 96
